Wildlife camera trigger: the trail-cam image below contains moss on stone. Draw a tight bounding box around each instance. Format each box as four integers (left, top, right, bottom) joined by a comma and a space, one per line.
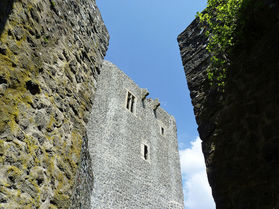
0, 0, 109, 207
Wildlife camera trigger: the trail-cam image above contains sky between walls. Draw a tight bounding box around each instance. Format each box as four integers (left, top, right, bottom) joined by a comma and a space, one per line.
96, 0, 215, 208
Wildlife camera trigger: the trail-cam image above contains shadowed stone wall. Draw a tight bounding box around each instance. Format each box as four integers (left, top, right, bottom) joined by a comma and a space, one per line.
0, 0, 109, 208
87, 61, 184, 209
177, 2, 279, 208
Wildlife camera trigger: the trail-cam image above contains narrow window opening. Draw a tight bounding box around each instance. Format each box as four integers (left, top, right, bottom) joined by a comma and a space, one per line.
161, 127, 165, 136
126, 92, 131, 109
131, 95, 135, 113
144, 145, 148, 160
126, 91, 136, 113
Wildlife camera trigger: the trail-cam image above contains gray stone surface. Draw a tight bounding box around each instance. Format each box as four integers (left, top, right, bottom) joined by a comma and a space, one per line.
87, 61, 184, 209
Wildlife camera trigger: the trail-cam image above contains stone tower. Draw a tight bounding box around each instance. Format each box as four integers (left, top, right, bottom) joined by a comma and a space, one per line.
87, 61, 184, 209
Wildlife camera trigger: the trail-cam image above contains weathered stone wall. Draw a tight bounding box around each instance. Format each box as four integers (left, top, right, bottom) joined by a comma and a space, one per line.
87, 61, 184, 209
0, 0, 109, 208
178, 2, 279, 208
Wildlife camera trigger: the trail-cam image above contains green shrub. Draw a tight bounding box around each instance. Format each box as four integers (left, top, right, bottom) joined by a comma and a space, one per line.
197, 0, 244, 88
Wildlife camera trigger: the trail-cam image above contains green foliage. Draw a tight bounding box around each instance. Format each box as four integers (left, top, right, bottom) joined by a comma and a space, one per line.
197, 0, 244, 88
50, 0, 56, 8
43, 37, 49, 43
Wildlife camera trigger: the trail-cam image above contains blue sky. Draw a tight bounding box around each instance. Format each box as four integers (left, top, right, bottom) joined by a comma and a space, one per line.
96, 0, 215, 208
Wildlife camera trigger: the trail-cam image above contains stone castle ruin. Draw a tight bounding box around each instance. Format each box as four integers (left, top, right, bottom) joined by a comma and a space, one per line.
87, 61, 184, 209
3, 0, 277, 208
0, 0, 184, 208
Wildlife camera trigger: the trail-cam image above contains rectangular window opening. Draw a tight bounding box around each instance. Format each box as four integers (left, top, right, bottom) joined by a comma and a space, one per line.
131, 95, 135, 113
126, 91, 136, 113
144, 145, 148, 160
126, 93, 131, 109
161, 127, 165, 136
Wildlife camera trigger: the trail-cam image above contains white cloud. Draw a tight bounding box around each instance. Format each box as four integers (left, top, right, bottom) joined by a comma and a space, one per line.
179, 137, 216, 209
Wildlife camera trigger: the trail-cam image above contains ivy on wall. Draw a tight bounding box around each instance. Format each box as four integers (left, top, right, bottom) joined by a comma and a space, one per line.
197, 0, 244, 88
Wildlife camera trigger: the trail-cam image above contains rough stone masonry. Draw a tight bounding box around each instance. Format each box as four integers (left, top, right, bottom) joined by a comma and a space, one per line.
178, 1, 279, 208
0, 0, 185, 208
87, 61, 184, 209
0, 0, 109, 208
